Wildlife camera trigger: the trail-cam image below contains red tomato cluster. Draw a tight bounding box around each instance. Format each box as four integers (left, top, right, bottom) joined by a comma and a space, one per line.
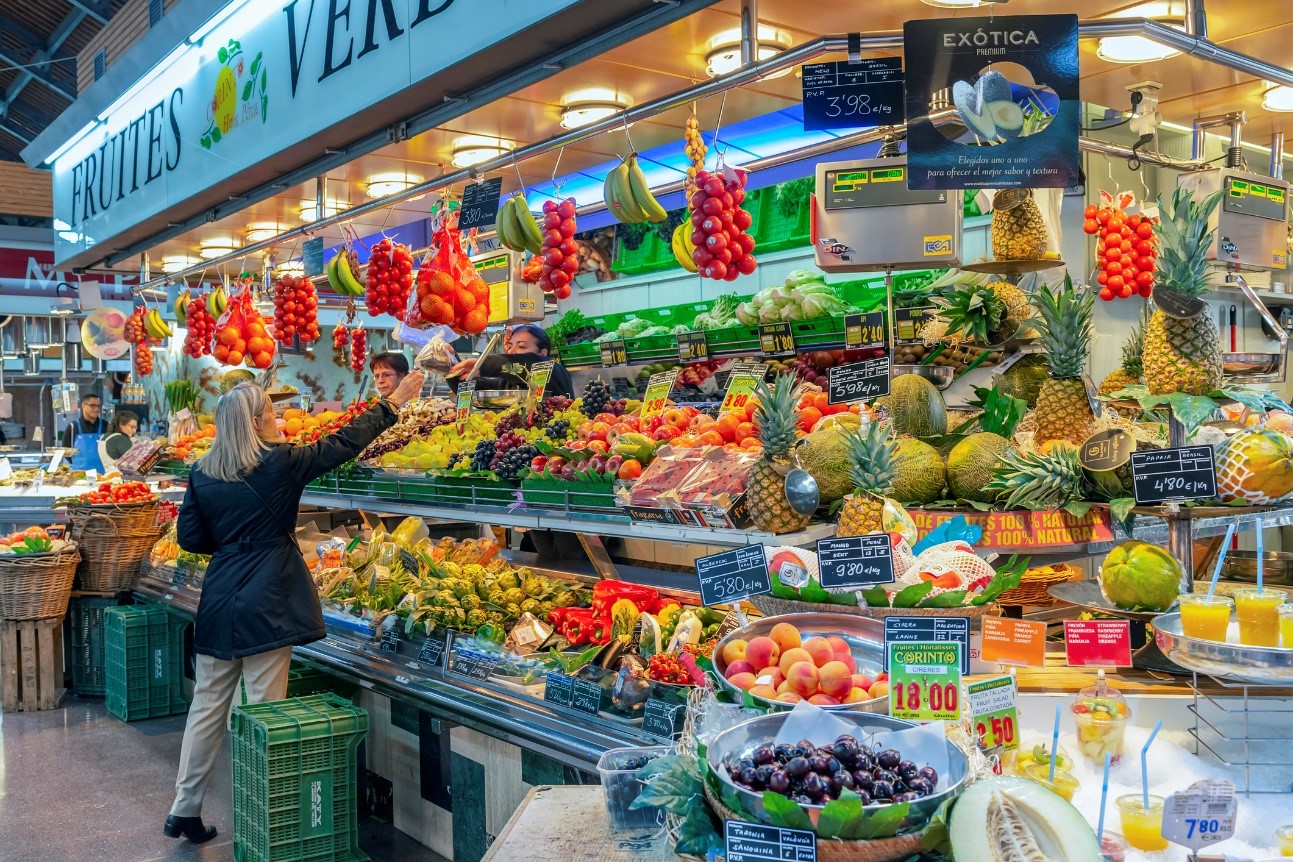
689, 168, 757, 281
350, 326, 367, 372
365, 238, 414, 317
537, 198, 579, 300
77, 481, 155, 505
1084, 204, 1158, 301
272, 274, 321, 345
332, 323, 349, 351
183, 293, 215, 358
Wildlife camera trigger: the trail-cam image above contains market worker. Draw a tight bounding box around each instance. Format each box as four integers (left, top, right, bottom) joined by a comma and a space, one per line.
370, 350, 410, 398
447, 323, 575, 399
98, 409, 138, 473
165, 371, 424, 845
61, 392, 106, 472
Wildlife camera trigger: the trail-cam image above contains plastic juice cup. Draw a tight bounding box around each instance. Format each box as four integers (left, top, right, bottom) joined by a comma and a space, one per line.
1279, 607, 1293, 649
1023, 764, 1079, 800
1178, 594, 1233, 642
1117, 795, 1168, 852
1072, 686, 1131, 765
1277, 825, 1293, 856
1234, 587, 1287, 647
1100, 832, 1129, 862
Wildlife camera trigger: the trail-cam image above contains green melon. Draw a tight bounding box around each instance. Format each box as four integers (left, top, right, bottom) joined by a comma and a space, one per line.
995, 354, 1050, 407
950, 776, 1100, 862
1100, 540, 1182, 611
798, 425, 854, 503
890, 438, 946, 504
878, 374, 948, 437
947, 432, 1012, 502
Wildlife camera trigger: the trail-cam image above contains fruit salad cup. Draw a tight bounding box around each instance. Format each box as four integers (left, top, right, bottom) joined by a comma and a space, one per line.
1022, 763, 1079, 801
1276, 824, 1293, 856
1072, 685, 1131, 765
1100, 832, 1129, 862
1005, 742, 1074, 778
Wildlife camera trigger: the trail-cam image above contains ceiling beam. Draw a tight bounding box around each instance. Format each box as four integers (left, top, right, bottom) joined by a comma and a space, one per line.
0, 12, 78, 101
3, 9, 86, 108
0, 120, 32, 145
65, 0, 110, 25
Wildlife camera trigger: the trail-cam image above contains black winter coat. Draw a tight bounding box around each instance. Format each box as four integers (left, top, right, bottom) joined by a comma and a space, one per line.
177, 401, 397, 659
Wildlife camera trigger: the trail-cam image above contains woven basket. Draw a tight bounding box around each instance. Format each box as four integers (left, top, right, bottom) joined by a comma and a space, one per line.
75, 514, 159, 593
855, 602, 1002, 621
998, 564, 1080, 607
749, 594, 864, 617
68, 499, 159, 538
0, 547, 80, 620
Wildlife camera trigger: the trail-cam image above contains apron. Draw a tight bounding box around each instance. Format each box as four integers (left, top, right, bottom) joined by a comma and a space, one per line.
68, 417, 106, 473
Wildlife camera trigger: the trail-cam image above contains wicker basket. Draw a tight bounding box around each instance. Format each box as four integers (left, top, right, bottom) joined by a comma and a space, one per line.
855, 602, 1003, 620
75, 514, 159, 593
0, 547, 80, 620
997, 563, 1080, 607
67, 499, 159, 539
749, 594, 864, 618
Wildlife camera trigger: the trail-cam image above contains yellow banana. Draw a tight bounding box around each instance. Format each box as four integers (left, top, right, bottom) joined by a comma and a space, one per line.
627, 154, 668, 223
206, 286, 228, 319
174, 289, 190, 321
145, 309, 172, 339
336, 250, 366, 297
514, 195, 544, 255
605, 157, 647, 224
672, 221, 698, 272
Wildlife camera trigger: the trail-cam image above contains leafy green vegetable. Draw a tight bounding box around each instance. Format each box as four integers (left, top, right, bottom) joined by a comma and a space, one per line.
970, 555, 1028, 606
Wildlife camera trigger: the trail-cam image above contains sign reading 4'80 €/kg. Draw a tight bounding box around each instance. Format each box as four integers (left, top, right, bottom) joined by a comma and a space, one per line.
888, 642, 962, 721
696, 545, 771, 606
1129, 445, 1217, 505
827, 356, 891, 405
816, 535, 894, 590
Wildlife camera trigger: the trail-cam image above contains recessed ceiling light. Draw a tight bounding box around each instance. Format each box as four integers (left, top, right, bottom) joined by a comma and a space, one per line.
277, 261, 306, 277
199, 239, 237, 259
450, 136, 514, 168
161, 255, 199, 274
245, 223, 285, 243
705, 26, 792, 79
1096, 1, 1186, 64
559, 101, 627, 130
919, 0, 985, 6
300, 200, 347, 222
1262, 84, 1293, 112
366, 172, 425, 198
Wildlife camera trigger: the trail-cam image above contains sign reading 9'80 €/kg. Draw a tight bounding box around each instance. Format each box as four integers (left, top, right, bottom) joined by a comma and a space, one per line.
1129, 445, 1217, 505
827, 356, 891, 405
695, 545, 771, 606
888, 642, 962, 721
640, 369, 680, 420
815, 535, 894, 590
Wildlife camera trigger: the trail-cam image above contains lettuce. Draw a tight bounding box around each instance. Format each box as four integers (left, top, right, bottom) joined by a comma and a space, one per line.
735, 302, 758, 326
785, 269, 828, 288
800, 294, 849, 318
618, 317, 655, 337
758, 303, 782, 323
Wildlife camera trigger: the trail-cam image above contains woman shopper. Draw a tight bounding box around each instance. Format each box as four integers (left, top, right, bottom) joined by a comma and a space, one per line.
165, 371, 424, 844
97, 409, 138, 473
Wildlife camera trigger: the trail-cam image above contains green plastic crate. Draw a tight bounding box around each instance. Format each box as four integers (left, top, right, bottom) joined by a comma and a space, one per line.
232, 693, 369, 862
703, 323, 759, 355
751, 185, 811, 253
431, 475, 517, 508
520, 477, 617, 512
68, 595, 124, 696
104, 604, 190, 721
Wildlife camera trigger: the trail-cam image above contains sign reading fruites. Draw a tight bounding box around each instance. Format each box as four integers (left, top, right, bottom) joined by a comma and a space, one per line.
758, 321, 796, 357
640, 370, 680, 420
720, 362, 767, 414
600, 339, 627, 367
695, 545, 772, 606
966, 674, 1019, 752
1130, 445, 1217, 505
843, 311, 886, 350
888, 642, 962, 721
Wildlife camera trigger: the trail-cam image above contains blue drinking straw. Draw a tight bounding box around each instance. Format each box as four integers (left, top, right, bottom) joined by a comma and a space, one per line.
1141, 720, 1163, 810
1207, 523, 1237, 601
1097, 752, 1112, 841
1049, 704, 1061, 783
1257, 516, 1265, 594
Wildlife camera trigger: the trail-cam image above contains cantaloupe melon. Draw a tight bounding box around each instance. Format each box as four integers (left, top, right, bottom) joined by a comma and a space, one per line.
878, 374, 947, 437
949, 776, 1100, 862
798, 426, 854, 503
890, 438, 946, 504
947, 432, 1011, 502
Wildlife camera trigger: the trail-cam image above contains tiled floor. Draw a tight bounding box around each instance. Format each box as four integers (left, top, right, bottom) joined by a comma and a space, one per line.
0, 695, 447, 862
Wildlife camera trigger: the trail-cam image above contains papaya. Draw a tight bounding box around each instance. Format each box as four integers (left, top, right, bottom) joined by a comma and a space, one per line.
1099, 540, 1182, 612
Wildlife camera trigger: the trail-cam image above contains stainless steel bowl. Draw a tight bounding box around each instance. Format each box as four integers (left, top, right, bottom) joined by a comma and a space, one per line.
1223, 353, 1281, 375
1155, 611, 1293, 685
706, 711, 969, 827
713, 612, 887, 713
1221, 551, 1293, 587
892, 365, 954, 391
471, 389, 523, 410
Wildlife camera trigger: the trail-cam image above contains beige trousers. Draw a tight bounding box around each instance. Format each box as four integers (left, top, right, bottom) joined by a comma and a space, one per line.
170, 647, 293, 817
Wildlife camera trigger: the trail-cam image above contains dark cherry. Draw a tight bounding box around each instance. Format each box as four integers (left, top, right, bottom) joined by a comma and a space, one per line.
808, 754, 833, 775
796, 739, 816, 753
832, 739, 859, 760
897, 760, 919, 781
905, 777, 932, 795
831, 770, 854, 792
802, 772, 825, 799
752, 744, 776, 766
855, 754, 875, 772
774, 743, 795, 761
738, 767, 758, 787
754, 764, 774, 786
738, 757, 756, 772
791, 793, 813, 805
852, 772, 875, 793
892, 791, 918, 803
876, 749, 902, 770
892, 780, 908, 795
918, 766, 939, 786
872, 768, 897, 784
834, 734, 858, 747
856, 743, 874, 759
856, 789, 873, 806
871, 780, 894, 800
785, 757, 810, 779
768, 769, 790, 794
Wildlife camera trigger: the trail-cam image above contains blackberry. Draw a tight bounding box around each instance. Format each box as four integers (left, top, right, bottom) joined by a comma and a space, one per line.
469, 439, 496, 472
544, 419, 571, 441
580, 378, 610, 418
493, 444, 538, 480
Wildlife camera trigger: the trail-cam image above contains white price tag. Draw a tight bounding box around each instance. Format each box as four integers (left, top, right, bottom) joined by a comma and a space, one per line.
1161, 779, 1237, 850
0, 457, 11, 480
47, 450, 64, 472
32, 426, 43, 443
779, 563, 809, 588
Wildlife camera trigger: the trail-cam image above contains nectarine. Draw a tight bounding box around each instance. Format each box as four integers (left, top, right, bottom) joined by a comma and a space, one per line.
724, 660, 755, 679
748, 684, 778, 700
745, 636, 780, 671
832, 651, 857, 674
869, 680, 890, 699
807, 693, 840, 706
786, 661, 820, 697
727, 672, 757, 691
755, 668, 785, 690
826, 635, 850, 654
852, 674, 875, 691
775, 692, 803, 704
842, 687, 870, 704
769, 622, 803, 652
817, 660, 853, 699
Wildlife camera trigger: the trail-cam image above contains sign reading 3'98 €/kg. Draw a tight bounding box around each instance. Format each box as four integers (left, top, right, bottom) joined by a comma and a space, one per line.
725, 820, 816, 862
642, 698, 686, 741
696, 545, 771, 606
816, 535, 894, 590
888, 642, 962, 721
543, 672, 574, 708
801, 58, 905, 132
1129, 445, 1217, 505
827, 356, 891, 405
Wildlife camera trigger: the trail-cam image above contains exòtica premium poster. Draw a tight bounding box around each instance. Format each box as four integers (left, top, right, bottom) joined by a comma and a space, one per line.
904, 14, 1080, 190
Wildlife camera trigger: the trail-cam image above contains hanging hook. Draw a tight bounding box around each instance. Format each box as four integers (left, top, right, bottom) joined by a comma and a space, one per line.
550, 146, 566, 196
711, 91, 730, 164
622, 115, 636, 154
511, 152, 527, 198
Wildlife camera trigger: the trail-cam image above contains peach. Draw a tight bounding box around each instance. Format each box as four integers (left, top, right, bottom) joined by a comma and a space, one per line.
832, 651, 857, 674
869, 680, 890, 700
776, 680, 792, 694
818, 660, 853, 699
745, 636, 780, 671
808, 693, 841, 706
852, 674, 875, 691
755, 668, 785, 690
724, 659, 755, 679
748, 684, 778, 700
786, 660, 820, 697
778, 647, 814, 675
802, 636, 835, 667
842, 687, 871, 704
720, 638, 748, 665
775, 692, 803, 704
875, 672, 889, 683
769, 622, 803, 652
826, 635, 850, 654
727, 672, 758, 691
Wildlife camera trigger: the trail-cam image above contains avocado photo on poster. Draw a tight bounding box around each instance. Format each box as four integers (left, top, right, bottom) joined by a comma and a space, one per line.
903, 14, 1080, 190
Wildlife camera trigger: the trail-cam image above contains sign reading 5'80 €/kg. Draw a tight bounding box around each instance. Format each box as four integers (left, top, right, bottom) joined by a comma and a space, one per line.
827, 356, 891, 405
725, 820, 816, 862
815, 535, 894, 590
695, 545, 771, 606
1129, 445, 1217, 505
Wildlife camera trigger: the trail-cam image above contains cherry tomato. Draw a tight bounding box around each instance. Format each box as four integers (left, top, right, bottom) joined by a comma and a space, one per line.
1107, 275, 1125, 291
1106, 217, 1124, 232
1136, 270, 1155, 288
1105, 260, 1123, 276
1104, 246, 1122, 261
1083, 219, 1099, 234
1100, 287, 1115, 301
1136, 221, 1155, 239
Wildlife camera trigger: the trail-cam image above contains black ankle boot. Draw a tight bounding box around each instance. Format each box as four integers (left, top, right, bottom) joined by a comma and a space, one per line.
164, 815, 217, 844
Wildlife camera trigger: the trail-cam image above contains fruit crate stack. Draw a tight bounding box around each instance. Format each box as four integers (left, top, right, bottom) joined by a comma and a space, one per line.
232, 693, 368, 862
104, 603, 191, 721
67, 595, 127, 696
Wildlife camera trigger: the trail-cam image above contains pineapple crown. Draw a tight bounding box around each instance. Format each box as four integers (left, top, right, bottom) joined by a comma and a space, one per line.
983, 445, 1087, 510
753, 373, 801, 460
1120, 309, 1147, 377
1031, 274, 1093, 380
935, 282, 1007, 344
1153, 188, 1223, 300
844, 420, 897, 496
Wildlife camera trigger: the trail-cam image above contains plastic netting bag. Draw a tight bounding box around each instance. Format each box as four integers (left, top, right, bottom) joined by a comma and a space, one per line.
405, 215, 490, 336
902, 540, 996, 584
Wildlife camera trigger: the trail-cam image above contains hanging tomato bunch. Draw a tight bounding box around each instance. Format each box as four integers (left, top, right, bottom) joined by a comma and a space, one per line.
349, 326, 367, 372
272, 274, 320, 345
537, 198, 579, 300
1084, 203, 1158, 301
689, 166, 757, 281
365, 238, 414, 317
183, 293, 215, 358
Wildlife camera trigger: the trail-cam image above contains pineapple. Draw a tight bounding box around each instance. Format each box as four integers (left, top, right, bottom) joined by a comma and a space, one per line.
986, 280, 1031, 329
747, 374, 811, 534
991, 188, 1047, 260
936, 279, 1032, 345
1032, 277, 1097, 446
1098, 310, 1146, 394
837, 420, 898, 536
1142, 188, 1225, 395
984, 446, 1088, 510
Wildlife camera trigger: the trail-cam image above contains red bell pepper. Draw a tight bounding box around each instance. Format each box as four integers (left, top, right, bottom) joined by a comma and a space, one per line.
560, 608, 597, 645
591, 581, 658, 618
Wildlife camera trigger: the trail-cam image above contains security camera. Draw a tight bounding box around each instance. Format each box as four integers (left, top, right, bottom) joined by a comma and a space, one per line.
1126, 81, 1163, 137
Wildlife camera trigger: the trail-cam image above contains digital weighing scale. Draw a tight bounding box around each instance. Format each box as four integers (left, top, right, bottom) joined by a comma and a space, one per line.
470, 249, 544, 324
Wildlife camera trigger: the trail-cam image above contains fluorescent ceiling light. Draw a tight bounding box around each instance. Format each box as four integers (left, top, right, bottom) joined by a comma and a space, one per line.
1096, 1, 1185, 64
45, 120, 100, 166
245, 223, 284, 243
920, 0, 983, 5
560, 102, 627, 130
451, 137, 514, 168
300, 200, 347, 222
277, 261, 305, 277
705, 26, 792, 79
366, 172, 425, 198
1262, 84, 1293, 112
161, 255, 199, 274
199, 240, 237, 259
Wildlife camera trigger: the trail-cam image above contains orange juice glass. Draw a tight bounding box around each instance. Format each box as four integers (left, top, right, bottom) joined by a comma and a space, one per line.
1178, 594, 1233, 642
1276, 824, 1293, 856
1117, 795, 1168, 852
1279, 606, 1293, 649
1234, 587, 1287, 647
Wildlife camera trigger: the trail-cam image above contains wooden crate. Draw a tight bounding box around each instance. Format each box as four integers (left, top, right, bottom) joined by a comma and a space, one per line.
1, 617, 66, 712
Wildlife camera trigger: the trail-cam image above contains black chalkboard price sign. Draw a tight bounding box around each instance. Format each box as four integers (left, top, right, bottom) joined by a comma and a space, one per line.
758, 322, 796, 357
570, 678, 603, 716
379, 628, 400, 654
448, 647, 499, 682
816, 535, 895, 590
418, 635, 447, 669
801, 58, 905, 133
725, 820, 817, 862
543, 672, 574, 708
600, 339, 627, 367
457, 177, 503, 230
1130, 445, 1217, 504
695, 545, 771, 606
642, 698, 686, 741
827, 356, 891, 404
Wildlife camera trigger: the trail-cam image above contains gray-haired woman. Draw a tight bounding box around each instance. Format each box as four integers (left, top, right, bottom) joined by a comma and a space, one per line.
165, 372, 423, 843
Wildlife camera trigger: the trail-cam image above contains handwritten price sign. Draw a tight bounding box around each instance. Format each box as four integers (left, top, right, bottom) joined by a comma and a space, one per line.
888, 642, 962, 721
966, 675, 1019, 753
455, 380, 475, 434
640, 370, 679, 420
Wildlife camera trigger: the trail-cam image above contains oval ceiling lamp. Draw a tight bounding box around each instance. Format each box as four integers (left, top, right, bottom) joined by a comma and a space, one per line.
1262, 84, 1293, 112
161, 255, 200, 274
1095, 1, 1186, 64
245, 222, 285, 243
199, 239, 237, 260
366, 172, 425, 198
450, 136, 514, 168
299, 200, 347, 222
705, 26, 792, 79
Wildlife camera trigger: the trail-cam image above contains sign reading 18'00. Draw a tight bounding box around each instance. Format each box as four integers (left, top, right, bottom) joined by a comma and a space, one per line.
50, 0, 584, 265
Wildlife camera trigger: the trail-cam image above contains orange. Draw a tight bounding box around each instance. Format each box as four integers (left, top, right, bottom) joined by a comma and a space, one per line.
699, 430, 725, 447
671, 435, 700, 448
427, 271, 456, 296
433, 300, 456, 326
454, 290, 477, 315
689, 414, 716, 431
736, 421, 756, 442
798, 406, 822, 432
741, 437, 763, 450
617, 459, 643, 480
714, 413, 740, 442
468, 277, 490, 302
744, 400, 758, 422
284, 418, 304, 436
461, 306, 488, 334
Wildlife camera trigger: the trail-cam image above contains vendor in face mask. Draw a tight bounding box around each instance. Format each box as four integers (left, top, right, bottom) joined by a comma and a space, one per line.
446, 324, 574, 399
